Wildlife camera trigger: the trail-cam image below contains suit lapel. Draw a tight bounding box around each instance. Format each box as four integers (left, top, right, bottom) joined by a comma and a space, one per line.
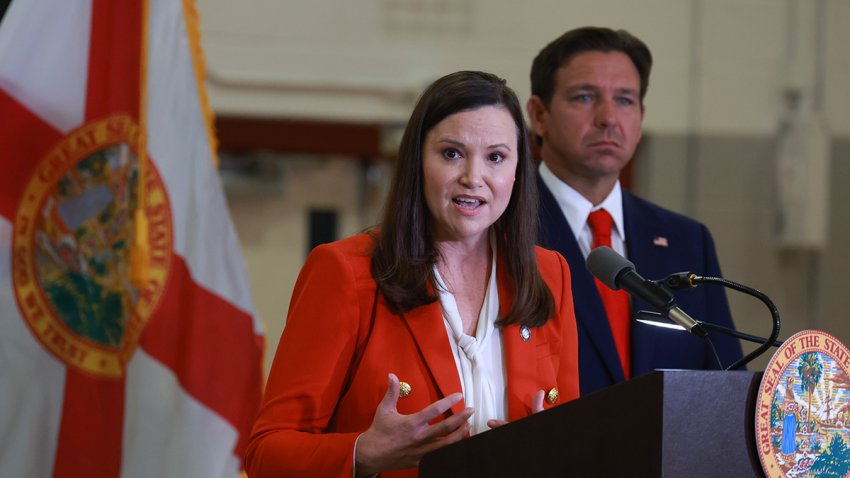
622, 191, 667, 367
495, 255, 538, 421
623, 191, 670, 281
538, 175, 625, 384
398, 298, 466, 415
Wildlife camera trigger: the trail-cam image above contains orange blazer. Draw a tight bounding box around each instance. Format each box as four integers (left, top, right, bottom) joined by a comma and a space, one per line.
245, 233, 579, 478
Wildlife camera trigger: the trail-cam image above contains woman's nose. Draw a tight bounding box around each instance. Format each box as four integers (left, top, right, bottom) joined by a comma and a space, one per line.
459, 158, 483, 188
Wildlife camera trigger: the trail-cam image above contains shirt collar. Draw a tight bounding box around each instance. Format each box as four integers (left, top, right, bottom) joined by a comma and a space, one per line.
539, 161, 625, 240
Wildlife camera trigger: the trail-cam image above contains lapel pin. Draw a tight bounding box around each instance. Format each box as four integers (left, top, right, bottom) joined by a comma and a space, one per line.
520, 325, 531, 342
652, 236, 669, 247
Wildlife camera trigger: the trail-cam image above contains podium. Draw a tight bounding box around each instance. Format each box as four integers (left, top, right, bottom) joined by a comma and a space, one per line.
419, 370, 765, 477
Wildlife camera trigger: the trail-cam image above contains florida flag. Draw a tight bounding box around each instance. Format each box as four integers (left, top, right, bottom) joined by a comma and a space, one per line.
0, 1, 264, 477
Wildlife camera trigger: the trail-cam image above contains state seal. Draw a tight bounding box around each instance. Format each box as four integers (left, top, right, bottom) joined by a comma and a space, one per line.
11, 115, 173, 378
755, 329, 850, 477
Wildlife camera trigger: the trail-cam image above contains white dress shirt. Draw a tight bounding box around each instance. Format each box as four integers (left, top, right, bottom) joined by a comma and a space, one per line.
539, 161, 627, 259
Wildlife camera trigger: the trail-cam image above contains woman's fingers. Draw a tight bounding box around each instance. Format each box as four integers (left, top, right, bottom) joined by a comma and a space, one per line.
417, 417, 471, 455
486, 389, 546, 430
485, 419, 508, 429
532, 389, 545, 414
421, 406, 473, 439
356, 378, 474, 474
415, 391, 464, 423
377, 373, 401, 413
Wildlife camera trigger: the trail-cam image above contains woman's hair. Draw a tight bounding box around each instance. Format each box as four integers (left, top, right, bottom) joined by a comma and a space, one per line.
371, 70, 554, 328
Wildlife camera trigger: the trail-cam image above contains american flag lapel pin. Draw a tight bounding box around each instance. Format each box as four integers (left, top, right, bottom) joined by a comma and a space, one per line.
652, 236, 669, 247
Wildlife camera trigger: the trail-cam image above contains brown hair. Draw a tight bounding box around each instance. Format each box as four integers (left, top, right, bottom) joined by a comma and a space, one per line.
530, 26, 653, 107
371, 70, 554, 328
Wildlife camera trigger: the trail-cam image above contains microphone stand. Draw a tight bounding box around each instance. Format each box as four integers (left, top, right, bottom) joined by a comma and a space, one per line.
635, 311, 783, 346
653, 273, 783, 371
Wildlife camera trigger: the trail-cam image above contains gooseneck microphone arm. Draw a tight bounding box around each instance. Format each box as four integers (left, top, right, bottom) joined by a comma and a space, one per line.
658, 272, 782, 371
633, 311, 784, 347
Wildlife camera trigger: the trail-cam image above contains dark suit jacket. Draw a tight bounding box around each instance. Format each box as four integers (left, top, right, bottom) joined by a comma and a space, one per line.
537, 175, 744, 396
245, 233, 579, 477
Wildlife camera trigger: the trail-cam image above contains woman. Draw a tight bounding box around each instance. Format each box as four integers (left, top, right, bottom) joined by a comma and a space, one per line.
781, 376, 798, 457
244, 71, 579, 477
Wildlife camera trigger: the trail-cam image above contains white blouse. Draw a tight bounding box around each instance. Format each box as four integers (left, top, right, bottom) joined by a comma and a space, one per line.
433, 242, 507, 436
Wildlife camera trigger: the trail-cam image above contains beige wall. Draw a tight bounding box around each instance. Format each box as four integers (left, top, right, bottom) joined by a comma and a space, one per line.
199, 0, 850, 135
200, 0, 850, 374
223, 155, 390, 369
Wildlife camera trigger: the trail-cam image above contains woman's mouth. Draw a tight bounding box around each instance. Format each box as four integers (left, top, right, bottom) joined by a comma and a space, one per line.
453, 196, 485, 210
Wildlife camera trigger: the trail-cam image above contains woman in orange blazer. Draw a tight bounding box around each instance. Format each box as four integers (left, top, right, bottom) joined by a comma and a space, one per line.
245, 71, 580, 477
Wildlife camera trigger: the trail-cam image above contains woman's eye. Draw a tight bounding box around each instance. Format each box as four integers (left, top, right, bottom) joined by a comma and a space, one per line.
443, 149, 461, 159
489, 152, 504, 163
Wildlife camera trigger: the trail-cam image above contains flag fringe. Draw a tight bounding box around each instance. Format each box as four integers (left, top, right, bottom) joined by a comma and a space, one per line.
181, 0, 220, 168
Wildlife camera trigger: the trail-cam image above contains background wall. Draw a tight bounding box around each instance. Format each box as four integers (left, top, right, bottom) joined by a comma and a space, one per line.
197, 0, 850, 373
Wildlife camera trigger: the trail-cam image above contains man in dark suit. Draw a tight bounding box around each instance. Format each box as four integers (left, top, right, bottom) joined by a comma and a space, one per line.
527, 26, 744, 396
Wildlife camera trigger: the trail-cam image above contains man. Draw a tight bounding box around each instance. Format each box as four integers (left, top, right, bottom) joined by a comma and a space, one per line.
527, 26, 744, 395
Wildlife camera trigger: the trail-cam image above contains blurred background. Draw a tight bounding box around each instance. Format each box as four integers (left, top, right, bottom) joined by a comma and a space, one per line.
197, 0, 850, 373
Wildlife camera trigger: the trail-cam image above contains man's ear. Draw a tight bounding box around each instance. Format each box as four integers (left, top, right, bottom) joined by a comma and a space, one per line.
526, 95, 548, 138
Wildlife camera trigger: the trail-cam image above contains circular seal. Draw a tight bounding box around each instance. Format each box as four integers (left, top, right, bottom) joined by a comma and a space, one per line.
755, 329, 850, 477
11, 115, 173, 378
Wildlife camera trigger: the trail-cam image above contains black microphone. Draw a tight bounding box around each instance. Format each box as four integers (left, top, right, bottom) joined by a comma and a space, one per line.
586, 246, 707, 338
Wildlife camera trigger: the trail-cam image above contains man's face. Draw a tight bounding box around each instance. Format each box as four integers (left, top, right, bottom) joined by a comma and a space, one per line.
530, 50, 644, 183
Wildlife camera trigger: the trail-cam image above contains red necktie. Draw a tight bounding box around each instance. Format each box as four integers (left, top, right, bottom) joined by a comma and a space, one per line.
587, 209, 631, 378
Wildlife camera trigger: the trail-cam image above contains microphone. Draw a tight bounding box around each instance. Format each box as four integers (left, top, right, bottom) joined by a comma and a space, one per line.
586, 246, 707, 338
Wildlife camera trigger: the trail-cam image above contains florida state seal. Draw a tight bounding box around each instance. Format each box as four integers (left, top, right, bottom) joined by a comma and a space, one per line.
12, 115, 172, 378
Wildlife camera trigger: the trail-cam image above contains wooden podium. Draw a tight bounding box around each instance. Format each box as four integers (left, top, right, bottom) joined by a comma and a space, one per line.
419, 370, 765, 477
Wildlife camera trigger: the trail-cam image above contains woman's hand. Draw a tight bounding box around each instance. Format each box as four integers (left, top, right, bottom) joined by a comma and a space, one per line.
355, 374, 474, 476
485, 389, 545, 429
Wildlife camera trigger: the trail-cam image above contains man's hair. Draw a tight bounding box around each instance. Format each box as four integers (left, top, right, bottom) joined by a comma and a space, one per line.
371, 70, 554, 328
530, 26, 653, 107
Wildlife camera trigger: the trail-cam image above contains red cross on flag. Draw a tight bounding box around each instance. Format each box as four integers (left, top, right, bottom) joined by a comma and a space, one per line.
0, 1, 265, 476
